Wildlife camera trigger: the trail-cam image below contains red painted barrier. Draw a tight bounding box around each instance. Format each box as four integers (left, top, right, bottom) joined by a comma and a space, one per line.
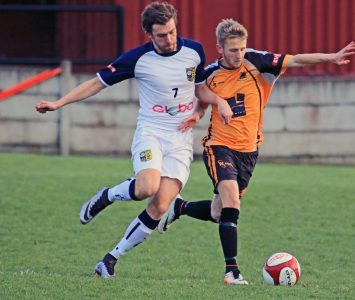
0, 68, 62, 101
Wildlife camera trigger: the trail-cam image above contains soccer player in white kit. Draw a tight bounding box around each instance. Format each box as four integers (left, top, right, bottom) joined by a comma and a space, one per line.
36, 1, 232, 278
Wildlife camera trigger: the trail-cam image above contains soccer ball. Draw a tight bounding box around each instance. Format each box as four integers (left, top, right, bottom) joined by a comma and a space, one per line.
262, 252, 301, 287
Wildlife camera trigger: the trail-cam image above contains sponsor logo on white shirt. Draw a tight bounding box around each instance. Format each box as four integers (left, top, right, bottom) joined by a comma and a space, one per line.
152, 101, 194, 116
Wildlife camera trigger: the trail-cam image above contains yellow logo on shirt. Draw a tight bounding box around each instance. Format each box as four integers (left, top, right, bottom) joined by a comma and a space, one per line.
186, 67, 196, 81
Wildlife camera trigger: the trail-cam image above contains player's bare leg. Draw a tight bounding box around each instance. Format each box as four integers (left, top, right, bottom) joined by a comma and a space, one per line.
146, 177, 182, 219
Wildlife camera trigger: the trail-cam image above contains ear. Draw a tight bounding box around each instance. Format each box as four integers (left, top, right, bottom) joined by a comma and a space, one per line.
216, 43, 223, 55
146, 31, 153, 40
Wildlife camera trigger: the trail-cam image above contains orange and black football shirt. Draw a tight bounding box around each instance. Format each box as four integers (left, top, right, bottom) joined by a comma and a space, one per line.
202, 49, 289, 152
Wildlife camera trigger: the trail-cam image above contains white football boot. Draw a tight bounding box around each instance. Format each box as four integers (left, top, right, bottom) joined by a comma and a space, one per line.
95, 253, 117, 278
224, 271, 249, 285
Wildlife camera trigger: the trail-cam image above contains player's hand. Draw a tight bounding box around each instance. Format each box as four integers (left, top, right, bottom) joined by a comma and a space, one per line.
179, 112, 200, 132
35, 100, 59, 113
217, 100, 232, 124
334, 41, 355, 65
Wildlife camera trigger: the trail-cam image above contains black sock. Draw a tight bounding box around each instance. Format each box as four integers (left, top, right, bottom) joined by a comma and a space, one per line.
219, 207, 240, 274
138, 209, 159, 230
128, 179, 139, 200
181, 200, 216, 222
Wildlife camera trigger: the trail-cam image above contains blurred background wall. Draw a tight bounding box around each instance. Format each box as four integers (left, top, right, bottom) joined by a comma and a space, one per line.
0, 0, 354, 164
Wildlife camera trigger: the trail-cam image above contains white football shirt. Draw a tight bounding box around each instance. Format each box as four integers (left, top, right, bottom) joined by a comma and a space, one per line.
97, 37, 206, 131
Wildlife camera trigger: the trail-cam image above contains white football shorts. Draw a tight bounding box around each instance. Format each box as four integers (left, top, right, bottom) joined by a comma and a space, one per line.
131, 125, 193, 187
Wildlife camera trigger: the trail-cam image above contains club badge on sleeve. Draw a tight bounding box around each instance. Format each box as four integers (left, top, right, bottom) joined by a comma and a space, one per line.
140, 149, 152, 162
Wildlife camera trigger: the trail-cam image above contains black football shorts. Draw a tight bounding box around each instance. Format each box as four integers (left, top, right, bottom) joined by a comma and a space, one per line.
203, 145, 258, 195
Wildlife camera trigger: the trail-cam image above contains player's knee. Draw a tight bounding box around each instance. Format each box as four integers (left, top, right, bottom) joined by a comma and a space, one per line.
135, 182, 159, 199
223, 197, 240, 209
156, 201, 170, 216
219, 207, 239, 225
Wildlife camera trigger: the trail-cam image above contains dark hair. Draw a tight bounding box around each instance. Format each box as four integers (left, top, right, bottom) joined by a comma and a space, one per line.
141, 1, 178, 33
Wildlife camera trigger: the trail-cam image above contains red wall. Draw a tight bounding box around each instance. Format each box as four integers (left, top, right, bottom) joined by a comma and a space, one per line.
57, 0, 118, 72
116, 0, 355, 77
56, 0, 355, 76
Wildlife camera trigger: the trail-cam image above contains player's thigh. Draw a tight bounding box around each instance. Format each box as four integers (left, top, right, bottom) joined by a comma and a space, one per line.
135, 168, 161, 197
203, 145, 238, 194
217, 180, 240, 209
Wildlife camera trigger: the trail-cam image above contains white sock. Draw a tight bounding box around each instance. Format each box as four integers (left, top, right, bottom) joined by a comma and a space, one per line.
108, 177, 135, 202
109, 216, 153, 258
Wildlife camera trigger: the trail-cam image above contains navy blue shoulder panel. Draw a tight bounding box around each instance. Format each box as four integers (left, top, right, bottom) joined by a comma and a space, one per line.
98, 42, 154, 86
244, 49, 286, 77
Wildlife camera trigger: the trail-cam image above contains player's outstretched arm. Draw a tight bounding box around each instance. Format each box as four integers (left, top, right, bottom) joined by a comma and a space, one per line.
195, 83, 232, 124
36, 77, 105, 113
286, 41, 355, 68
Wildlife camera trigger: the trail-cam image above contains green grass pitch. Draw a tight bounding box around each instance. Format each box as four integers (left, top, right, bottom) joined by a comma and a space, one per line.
0, 153, 354, 299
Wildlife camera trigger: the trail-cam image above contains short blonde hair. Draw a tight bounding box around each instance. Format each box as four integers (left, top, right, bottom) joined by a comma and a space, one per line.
216, 19, 248, 46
